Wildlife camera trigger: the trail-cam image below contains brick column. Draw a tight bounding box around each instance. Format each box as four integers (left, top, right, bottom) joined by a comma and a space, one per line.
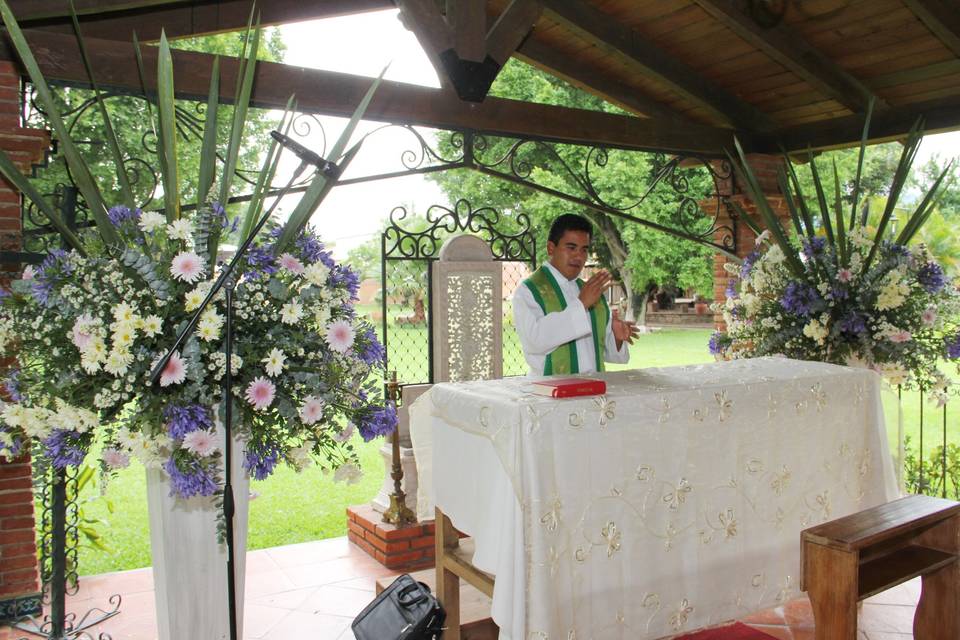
0, 59, 51, 623
704, 154, 791, 330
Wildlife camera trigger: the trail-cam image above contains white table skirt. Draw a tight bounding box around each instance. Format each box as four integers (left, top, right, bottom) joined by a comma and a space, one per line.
410, 358, 899, 640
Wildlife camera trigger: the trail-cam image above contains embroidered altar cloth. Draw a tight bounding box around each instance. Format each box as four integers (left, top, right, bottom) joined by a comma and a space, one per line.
409, 357, 898, 640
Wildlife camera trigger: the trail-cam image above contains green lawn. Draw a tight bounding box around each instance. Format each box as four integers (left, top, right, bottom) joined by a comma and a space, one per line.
71, 326, 958, 575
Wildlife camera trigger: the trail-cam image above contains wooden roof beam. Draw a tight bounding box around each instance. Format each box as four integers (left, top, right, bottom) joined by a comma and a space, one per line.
9, 0, 392, 42
903, 0, 960, 58
541, 0, 776, 132
755, 95, 960, 153
692, 0, 886, 113
0, 27, 745, 155
396, 0, 542, 102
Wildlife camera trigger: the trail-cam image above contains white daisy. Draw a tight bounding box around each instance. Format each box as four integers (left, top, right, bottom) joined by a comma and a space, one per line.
280, 300, 304, 325
262, 348, 286, 377
167, 218, 193, 241
138, 211, 166, 233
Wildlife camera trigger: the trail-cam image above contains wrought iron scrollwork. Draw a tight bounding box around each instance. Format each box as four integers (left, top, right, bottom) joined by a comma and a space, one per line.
382, 198, 535, 263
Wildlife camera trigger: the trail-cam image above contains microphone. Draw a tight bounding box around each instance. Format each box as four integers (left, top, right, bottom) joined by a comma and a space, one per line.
270, 130, 341, 178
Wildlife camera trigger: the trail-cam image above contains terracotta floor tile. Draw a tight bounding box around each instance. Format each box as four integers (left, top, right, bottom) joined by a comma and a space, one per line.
298, 585, 377, 618
863, 578, 921, 607
245, 548, 281, 573
244, 568, 297, 601
261, 609, 352, 640
251, 586, 316, 611
265, 537, 362, 568
242, 603, 288, 639
741, 605, 785, 626
860, 632, 913, 639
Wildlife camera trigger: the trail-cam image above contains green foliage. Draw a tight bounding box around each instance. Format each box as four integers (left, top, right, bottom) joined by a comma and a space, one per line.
904, 434, 960, 500
429, 59, 715, 319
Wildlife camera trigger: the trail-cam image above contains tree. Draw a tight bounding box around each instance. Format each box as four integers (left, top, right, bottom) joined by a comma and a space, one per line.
24, 29, 286, 229
429, 60, 715, 323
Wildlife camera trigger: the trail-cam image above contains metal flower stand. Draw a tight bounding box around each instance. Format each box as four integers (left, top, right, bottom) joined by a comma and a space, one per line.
13, 465, 120, 640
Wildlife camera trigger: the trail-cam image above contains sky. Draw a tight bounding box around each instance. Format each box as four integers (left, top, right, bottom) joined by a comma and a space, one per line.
270, 8, 960, 259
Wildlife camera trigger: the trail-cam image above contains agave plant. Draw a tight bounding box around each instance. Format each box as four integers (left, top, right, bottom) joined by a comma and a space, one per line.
725, 99, 954, 274
0, 0, 382, 260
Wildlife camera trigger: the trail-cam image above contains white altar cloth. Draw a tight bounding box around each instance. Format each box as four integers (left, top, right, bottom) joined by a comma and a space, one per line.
409, 357, 898, 640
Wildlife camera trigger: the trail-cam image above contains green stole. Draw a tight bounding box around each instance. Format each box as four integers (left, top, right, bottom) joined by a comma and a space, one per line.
523, 265, 609, 375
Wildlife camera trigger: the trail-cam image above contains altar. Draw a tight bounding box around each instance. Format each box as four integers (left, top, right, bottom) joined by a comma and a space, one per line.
410, 357, 899, 640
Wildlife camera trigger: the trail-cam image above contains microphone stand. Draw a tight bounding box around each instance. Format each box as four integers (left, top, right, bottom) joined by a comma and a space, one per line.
149, 154, 336, 640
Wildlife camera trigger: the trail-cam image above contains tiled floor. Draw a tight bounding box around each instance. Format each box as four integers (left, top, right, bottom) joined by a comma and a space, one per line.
0, 536, 921, 639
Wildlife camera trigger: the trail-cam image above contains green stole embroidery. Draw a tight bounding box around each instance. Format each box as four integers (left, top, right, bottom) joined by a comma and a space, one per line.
523, 266, 609, 375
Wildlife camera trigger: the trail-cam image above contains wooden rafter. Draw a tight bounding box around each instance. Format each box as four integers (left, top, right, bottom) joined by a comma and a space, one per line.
759, 95, 960, 153
541, 0, 776, 131
11, 0, 391, 41
692, 0, 885, 114
0, 28, 743, 155
516, 38, 694, 123
395, 0, 542, 101
902, 0, 960, 58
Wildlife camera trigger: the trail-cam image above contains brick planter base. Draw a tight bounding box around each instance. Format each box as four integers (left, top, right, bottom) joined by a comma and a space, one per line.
346, 504, 435, 571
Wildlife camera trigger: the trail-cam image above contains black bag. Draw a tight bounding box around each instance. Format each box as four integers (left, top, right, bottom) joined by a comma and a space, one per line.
352, 573, 446, 640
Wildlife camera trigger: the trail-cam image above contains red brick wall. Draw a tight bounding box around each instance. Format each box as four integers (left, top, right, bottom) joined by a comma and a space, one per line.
0, 59, 50, 617
705, 154, 791, 330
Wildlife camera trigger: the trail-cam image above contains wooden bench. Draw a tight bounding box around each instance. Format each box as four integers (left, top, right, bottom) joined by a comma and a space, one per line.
435, 507, 495, 640
801, 494, 960, 639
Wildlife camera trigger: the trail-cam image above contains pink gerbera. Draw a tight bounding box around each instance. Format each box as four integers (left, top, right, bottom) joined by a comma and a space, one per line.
182, 430, 218, 457
889, 330, 912, 343
325, 320, 355, 353
837, 269, 853, 283
170, 251, 206, 284
160, 351, 187, 387
299, 396, 325, 425
245, 377, 276, 411
102, 448, 130, 469
278, 253, 305, 275
922, 306, 937, 326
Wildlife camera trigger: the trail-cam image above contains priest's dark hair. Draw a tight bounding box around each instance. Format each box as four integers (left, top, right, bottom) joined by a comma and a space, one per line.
547, 213, 593, 245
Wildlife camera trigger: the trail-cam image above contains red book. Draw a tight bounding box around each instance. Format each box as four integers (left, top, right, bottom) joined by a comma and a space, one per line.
529, 377, 606, 398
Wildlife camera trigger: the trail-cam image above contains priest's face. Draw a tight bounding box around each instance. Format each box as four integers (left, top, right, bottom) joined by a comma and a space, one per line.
547, 230, 591, 281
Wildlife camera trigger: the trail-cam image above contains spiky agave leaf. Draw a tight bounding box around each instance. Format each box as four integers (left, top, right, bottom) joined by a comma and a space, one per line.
806, 148, 834, 246
218, 8, 260, 207
849, 98, 875, 231
273, 65, 388, 255
896, 160, 955, 246
0, 0, 119, 246
156, 31, 179, 222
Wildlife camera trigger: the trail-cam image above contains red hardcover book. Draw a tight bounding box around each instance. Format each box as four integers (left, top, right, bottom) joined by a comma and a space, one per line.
529, 377, 606, 398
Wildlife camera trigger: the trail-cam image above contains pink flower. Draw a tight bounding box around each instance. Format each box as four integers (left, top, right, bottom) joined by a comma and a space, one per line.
922, 306, 937, 326
299, 396, 325, 425
160, 351, 187, 387
278, 253, 305, 275
333, 422, 355, 443
837, 269, 853, 283
102, 448, 130, 469
182, 430, 218, 457
70, 314, 96, 350
170, 251, 206, 284
325, 320, 355, 353
21, 265, 35, 280
889, 330, 912, 343
245, 377, 275, 411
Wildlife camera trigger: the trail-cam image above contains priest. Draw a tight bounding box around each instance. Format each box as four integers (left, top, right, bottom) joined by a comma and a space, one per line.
513, 213, 639, 376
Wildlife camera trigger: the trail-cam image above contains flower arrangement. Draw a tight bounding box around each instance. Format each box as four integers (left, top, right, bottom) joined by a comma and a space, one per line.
0, 4, 396, 495
711, 106, 959, 403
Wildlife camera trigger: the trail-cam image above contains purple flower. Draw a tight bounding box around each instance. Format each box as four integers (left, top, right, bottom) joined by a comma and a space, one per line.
43, 429, 86, 468
31, 249, 71, 306
917, 261, 946, 294
163, 457, 218, 498
725, 278, 738, 299
801, 237, 826, 260
163, 403, 213, 440
0, 425, 23, 458
243, 442, 282, 481
359, 327, 386, 366
212, 202, 239, 233
884, 242, 911, 259
245, 246, 278, 279
107, 205, 141, 226
947, 333, 960, 359
357, 404, 397, 442
296, 231, 328, 265
3, 370, 21, 402
331, 266, 361, 300
830, 286, 849, 301
708, 331, 727, 355
780, 282, 823, 317
838, 313, 867, 335
740, 251, 760, 280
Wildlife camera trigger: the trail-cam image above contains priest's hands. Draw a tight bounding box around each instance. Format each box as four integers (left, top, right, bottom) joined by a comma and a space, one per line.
612, 309, 639, 347
578, 270, 611, 309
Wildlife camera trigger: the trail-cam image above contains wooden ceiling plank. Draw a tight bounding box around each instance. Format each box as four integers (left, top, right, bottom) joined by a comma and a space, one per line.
868, 58, 960, 90
7, 0, 187, 21
541, 0, 776, 131
761, 95, 960, 152
1, 27, 741, 154
902, 0, 960, 57
693, 0, 883, 113
486, 0, 543, 65
448, 0, 486, 62
515, 37, 695, 123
